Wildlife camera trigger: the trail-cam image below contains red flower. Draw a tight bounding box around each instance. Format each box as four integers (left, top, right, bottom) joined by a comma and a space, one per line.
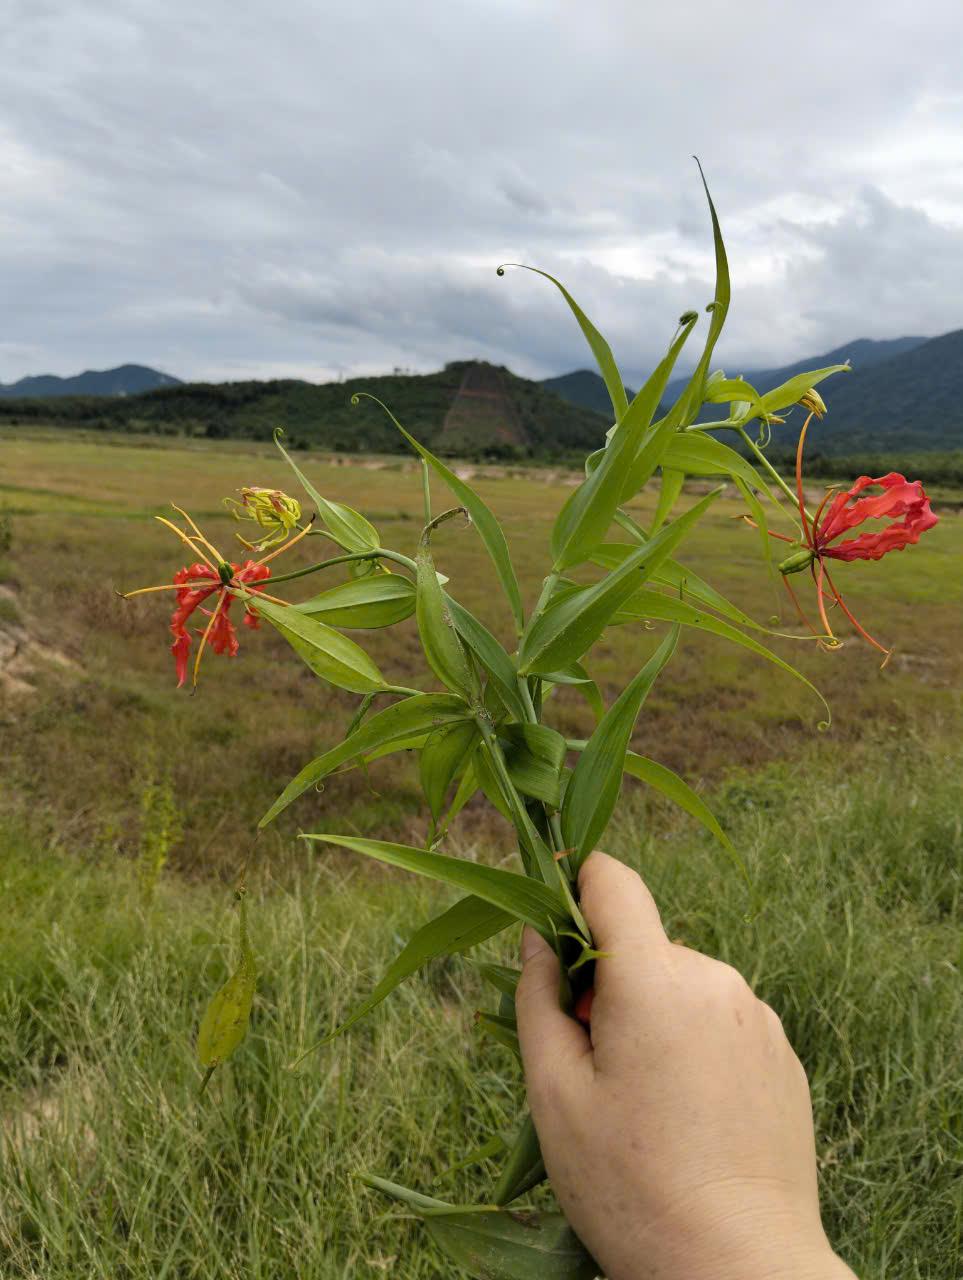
169, 560, 271, 688
122, 503, 312, 689
777, 415, 938, 661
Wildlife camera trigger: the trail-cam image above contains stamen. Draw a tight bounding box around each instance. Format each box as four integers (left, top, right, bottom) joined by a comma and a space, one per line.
117, 583, 197, 598
782, 576, 821, 639
740, 515, 796, 544
809, 486, 840, 547
231, 584, 291, 608
170, 505, 225, 564
155, 517, 218, 570
256, 513, 316, 566
191, 589, 228, 690
822, 565, 891, 659
812, 561, 842, 650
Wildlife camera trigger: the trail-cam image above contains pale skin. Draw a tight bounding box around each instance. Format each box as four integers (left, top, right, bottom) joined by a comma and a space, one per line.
516, 852, 857, 1280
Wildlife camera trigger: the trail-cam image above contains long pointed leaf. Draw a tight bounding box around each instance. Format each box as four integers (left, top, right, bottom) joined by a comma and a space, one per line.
561, 627, 680, 869
274, 430, 379, 552
613, 589, 830, 722
260, 694, 469, 826
245, 595, 386, 693
498, 263, 628, 423
295, 573, 415, 628
293, 894, 511, 1058
351, 394, 524, 631
550, 312, 698, 569
518, 491, 718, 675
301, 835, 572, 936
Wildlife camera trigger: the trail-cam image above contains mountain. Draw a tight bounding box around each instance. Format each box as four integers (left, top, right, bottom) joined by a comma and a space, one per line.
659, 335, 928, 411
0, 360, 608, 460
805, 329, 963, 453
539, 369, 635, 418
0, 364, 181, 398
543, 332, 963, 455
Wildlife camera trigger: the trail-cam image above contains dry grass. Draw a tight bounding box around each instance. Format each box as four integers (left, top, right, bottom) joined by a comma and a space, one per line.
1, 426, 960, 874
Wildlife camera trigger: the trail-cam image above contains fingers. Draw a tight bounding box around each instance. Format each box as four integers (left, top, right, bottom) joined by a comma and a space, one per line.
515, 927, 593, 1093
578, 851, 669, 953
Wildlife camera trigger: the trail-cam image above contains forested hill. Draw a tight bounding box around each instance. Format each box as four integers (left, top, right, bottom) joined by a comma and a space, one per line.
4, 331, 962, 458
0, 361, 608, 460
544, 331, 963, 454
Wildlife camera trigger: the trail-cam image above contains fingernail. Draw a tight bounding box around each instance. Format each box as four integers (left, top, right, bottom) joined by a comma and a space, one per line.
520, 926, 541, 965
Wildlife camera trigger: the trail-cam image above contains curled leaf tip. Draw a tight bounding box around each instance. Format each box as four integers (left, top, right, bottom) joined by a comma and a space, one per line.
350, 393, 361, 406
679, 309, 699, 324
495, 265, 505, 276
273, 426, 285, 442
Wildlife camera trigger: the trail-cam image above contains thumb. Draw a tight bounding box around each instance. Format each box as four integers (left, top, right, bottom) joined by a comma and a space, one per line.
515, 927, 592, 1095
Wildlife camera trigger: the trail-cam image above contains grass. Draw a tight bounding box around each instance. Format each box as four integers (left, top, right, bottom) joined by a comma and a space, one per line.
1, 730, 960, 1278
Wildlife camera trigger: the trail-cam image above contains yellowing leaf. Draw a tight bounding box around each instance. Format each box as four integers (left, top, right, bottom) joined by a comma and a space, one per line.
197, 893, 256, 1087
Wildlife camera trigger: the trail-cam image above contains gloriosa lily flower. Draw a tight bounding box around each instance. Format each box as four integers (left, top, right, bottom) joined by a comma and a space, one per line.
224, 486, 302, 551
123, 504, 309, 688
775, 413, 938, 663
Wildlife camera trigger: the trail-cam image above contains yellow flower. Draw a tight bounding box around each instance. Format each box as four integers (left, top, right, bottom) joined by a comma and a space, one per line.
224, 487, 302, 551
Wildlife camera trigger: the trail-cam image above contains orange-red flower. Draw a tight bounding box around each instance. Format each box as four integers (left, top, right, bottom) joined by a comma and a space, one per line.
777, 414, 938, 662
122, 503, 311, 689
169, 560, 271, 687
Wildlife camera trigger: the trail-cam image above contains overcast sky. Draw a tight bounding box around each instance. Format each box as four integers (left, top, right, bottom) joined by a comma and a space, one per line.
3, 0, 963, 388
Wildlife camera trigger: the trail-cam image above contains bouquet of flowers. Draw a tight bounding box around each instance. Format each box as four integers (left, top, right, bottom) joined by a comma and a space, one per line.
125, 164, 936, 1279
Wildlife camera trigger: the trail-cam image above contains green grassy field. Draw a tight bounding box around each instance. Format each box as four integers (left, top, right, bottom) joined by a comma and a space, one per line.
1, 736, 960, 1278
1, 429, 961, 1277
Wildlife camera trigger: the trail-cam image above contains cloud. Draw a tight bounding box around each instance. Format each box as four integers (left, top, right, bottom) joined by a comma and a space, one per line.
2, 0, 963, 384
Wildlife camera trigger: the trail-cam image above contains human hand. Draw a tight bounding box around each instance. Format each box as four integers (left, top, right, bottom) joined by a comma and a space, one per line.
515, 852, 856, 1280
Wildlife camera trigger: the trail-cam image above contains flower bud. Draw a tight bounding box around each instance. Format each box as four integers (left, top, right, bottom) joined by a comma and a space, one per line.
779, 547, 816, 575
225, 487, 301, 550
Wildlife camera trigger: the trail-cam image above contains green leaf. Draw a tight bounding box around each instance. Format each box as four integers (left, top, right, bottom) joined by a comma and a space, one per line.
351, 394, 524, 632
651, 467, 684, 533
475, 1010, 521, 1059
498, 724, 568, 809
475, 962, 521, 999
362, 1171, 597, 1279
196, 893, 256, 1082
243, 595, 386, 694
433, 1133, 511, 1183
417, 514, 477, 700
540, 662, 604, 722
294, 572, 415, 628
561, 626, 680, 869
274, 430, 379, 552
661, 431, 773, 495
436, 760, 481, 837
446, 597, 527, 721
591, 546, 763, 632
290, 894, 512, 1062
623, 751, 746, 880
550, 312, 698, 569
492, 1113, 546, 1207
260, 694, 470, 826
518, 491, 718, 675
498, 263, 628, 423
421, 722, 481, 822
426, 1208, 597, 1280
301, 834, 572, 936
671, 160, 731, 428
567, 740, 744, 880
612, 589, 829, 720
758, 363, 850, 418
